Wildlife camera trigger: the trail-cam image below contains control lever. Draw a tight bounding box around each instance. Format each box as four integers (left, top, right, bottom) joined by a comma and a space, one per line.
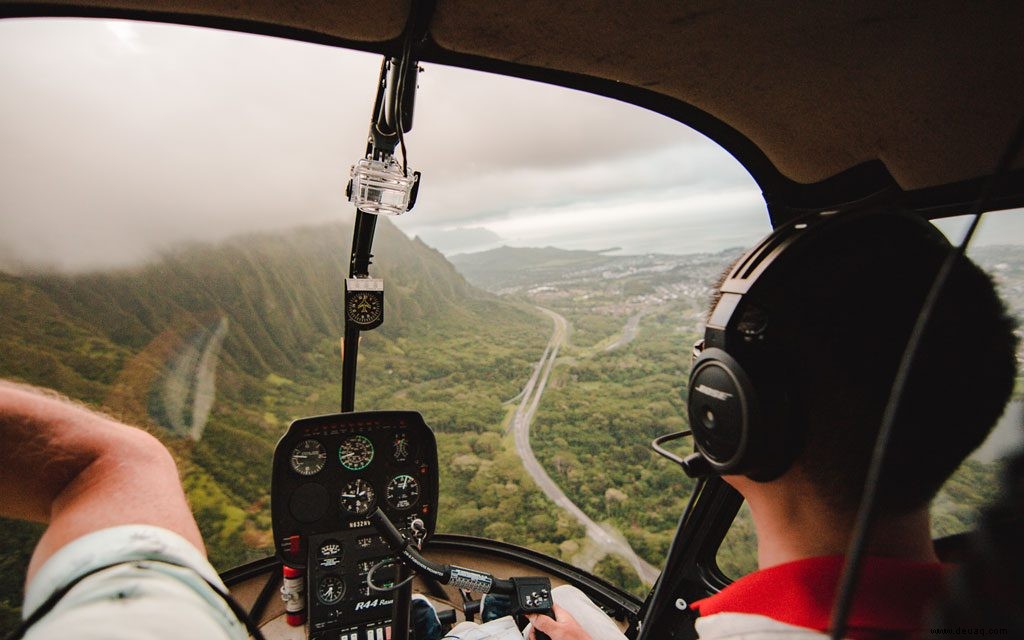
368, 509, 555, 639
509, 576, 555, 640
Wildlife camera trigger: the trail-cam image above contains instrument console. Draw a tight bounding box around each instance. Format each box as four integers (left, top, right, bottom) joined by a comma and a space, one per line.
271, 411, 439, 640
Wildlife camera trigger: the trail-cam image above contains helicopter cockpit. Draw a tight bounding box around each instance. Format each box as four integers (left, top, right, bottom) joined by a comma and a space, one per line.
1, 3, 1023, 640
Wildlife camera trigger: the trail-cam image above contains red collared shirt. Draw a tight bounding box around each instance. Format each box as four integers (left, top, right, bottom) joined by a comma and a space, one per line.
691, 555, 947, 639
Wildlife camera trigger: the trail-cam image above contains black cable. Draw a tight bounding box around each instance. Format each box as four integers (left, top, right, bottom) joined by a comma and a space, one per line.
368, 557, 416, 592
828, 115, 1024, 639
395, 30, 413, 177
650, 430, 693, 467
366, 58, 389, 159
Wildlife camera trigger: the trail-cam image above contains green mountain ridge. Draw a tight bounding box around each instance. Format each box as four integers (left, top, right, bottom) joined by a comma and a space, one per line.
3, 220, 484, 402
0, 218, 566, 629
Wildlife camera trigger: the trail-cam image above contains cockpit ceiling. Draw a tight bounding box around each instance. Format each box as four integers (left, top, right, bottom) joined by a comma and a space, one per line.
4, 0, 1023, 208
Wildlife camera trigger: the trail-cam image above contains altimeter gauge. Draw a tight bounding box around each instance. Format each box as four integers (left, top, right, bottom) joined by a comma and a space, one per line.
385, 474, 420, 510
317, 575, 345, 605
290, 439, 327, 476
339, 435, 374, 471
340, 479, 376, 515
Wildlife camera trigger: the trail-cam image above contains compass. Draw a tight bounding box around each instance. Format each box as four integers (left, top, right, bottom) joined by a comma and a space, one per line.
345, 278, 384, 330
347, 292, 382, 326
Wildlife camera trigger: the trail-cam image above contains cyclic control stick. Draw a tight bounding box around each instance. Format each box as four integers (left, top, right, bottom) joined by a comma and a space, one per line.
368, 509, 555, 639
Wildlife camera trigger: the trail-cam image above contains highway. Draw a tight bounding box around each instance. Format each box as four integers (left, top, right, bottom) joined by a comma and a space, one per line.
604, 309, 650, 352
510, 307, 661, 586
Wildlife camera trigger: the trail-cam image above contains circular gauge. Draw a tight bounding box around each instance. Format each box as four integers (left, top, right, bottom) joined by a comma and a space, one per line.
347, 292, 382, 325
339, 435, 374, 471
317, 575, 345, 605
319, 540, 342, 558
392, 433, 412, 463
340, 479, 376, 515
318, 540, 342, 569
385, 474, 420, 510
290, 439, 327, 476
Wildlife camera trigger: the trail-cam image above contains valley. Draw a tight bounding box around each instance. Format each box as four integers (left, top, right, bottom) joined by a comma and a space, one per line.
454, 242, 1024, 581
0, 225, 1020, 630
0, 220, 573, 628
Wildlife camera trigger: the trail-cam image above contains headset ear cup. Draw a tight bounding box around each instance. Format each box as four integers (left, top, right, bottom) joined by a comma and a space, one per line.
687, 348, 757, 474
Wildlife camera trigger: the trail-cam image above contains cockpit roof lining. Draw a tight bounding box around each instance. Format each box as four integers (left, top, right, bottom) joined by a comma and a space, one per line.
3, 0, 1022, 218
431, 2, 1024, 188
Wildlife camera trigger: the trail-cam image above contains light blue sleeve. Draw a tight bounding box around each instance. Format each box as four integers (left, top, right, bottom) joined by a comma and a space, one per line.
22, 525, 249, 640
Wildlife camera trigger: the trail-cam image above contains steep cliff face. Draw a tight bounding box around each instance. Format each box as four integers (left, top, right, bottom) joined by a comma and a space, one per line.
2, 219, 478, 400
0, 217, 549, 609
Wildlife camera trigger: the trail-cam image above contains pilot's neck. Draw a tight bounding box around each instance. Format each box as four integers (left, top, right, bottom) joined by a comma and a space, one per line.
728, 475, 940, 569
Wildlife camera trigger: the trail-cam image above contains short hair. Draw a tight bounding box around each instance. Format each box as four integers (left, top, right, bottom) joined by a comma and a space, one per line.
719, 212, 1018, 515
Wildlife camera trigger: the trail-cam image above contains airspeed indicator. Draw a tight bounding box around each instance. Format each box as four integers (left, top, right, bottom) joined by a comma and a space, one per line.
339, 435, 374, 471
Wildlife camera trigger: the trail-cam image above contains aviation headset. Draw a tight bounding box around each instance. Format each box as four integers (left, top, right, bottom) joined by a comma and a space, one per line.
684, 206, 949, 482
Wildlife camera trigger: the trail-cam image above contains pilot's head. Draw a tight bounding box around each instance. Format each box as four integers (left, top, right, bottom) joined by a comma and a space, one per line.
709, 211, 1018, 520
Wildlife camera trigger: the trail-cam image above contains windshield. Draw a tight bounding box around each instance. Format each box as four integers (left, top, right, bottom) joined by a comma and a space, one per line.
1, 18, 1021, 630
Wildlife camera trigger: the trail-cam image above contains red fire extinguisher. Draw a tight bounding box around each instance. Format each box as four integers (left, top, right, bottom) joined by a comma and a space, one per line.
281, 565, 306, 626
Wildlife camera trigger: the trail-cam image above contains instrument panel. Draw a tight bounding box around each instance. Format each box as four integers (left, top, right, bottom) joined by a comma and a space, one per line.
271, 411, 439, 639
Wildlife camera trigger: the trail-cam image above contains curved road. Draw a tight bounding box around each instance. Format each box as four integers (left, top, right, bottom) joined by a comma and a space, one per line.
510, 307, 661, 586
604, 309, 649, 352
158, 316, 229, 440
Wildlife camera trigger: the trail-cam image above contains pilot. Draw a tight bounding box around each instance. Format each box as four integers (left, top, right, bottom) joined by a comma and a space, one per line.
0, 381, 248, 639
518, 210, 1020, 640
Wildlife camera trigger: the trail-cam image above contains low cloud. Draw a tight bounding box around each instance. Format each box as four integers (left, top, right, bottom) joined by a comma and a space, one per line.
0, 19, 760, 271
20, 19, 1020, 272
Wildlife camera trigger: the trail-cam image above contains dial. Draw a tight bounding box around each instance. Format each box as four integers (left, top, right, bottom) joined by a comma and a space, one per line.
340, 479, 376, 515
347, 292, 382, 325
318, 540, 342, 569
290, 439, 327, 476
319, 540, 344, 569
319, 541, 342, 557
339, 435, 374, 471
385, 474, 420, 510
392, 433, 412, 463
317, 575, 345, 605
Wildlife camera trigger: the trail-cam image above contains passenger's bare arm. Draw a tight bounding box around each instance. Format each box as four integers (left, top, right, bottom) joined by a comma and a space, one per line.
0, 381, 204, 581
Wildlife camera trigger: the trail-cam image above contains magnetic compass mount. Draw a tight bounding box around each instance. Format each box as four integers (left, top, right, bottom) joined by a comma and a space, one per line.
345, 278, 384, 331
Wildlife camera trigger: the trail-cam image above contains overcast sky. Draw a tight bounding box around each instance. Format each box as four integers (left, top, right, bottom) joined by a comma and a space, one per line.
0, 18, 1021, 272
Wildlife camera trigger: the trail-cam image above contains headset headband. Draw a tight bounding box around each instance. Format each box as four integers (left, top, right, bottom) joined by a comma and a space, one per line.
685, 207, 944, 481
